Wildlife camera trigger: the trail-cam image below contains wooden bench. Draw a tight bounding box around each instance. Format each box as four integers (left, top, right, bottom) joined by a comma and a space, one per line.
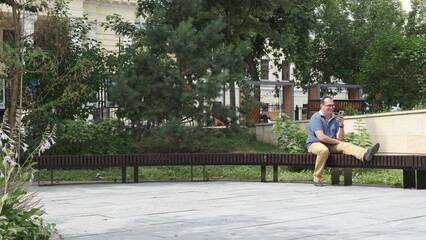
34, 153, 426, 189
267, 154, 426, 189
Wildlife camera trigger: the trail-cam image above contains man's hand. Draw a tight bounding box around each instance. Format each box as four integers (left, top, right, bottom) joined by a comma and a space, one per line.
336, 115, 344, 126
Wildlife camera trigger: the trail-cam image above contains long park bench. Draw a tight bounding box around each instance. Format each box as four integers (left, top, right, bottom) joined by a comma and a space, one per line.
34, 153, 426, 189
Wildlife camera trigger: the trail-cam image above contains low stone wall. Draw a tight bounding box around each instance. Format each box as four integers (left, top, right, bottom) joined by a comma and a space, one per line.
255, 109, 426, 155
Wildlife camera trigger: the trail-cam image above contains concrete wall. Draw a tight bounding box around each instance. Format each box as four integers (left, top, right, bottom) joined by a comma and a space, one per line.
256, 110, 426, 155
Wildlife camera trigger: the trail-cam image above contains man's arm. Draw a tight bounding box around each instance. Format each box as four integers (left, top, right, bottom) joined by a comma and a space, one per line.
336, 127, 344, 141
314, 130, 342, 144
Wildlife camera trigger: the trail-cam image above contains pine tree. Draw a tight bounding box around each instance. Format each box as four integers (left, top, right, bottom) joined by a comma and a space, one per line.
109, 0, 318, 126
109, 0, 248, 126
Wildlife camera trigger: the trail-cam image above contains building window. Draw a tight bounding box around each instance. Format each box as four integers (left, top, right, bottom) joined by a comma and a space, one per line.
260, 59, 269, 80
282, 60, 290, 81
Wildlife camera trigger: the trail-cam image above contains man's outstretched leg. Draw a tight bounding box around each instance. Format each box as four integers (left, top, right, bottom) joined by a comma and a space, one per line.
330, 142, 380, 161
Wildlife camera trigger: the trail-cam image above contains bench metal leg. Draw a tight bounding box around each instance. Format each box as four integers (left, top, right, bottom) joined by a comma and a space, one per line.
416, 170, 426, 190
134, 167, 139, 183
403, 169, 416, 189
331, 168, 340, 185
343, 168, 352, 186
122, 167, 127, 183
261, 165, 266, 182
50, 170, 54, 185
191, 165, 193, 182
203, 165, 207, 181
273, 166, 278, 182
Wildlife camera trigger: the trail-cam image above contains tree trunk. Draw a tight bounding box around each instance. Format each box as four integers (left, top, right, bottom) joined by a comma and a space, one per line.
8, 1, 21, 132
224, 3, 237, 124
229, 81, 236, 107
8, 71, 20, 130
246, 51, 261, 101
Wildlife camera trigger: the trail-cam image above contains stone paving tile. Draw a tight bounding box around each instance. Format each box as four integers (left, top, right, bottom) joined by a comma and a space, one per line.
31, 181, 426, 240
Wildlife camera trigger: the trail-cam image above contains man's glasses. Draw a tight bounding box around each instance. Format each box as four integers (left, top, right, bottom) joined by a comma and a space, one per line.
324, 104, 335, 107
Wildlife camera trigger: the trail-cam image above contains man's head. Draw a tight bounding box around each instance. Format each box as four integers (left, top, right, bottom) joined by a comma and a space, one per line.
320, 96, 335, 117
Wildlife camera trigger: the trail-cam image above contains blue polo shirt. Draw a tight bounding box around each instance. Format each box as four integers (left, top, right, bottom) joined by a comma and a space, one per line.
306, 110, 339, 148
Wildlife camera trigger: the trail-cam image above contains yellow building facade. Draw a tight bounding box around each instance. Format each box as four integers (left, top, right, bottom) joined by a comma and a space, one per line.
67, 0, 138, 51
0, 0, 138, 51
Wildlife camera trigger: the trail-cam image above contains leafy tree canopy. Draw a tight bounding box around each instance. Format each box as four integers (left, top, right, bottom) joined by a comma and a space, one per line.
357, 33, 426, 110
0, 0, 110, 123
307, 0, 405, 87
405, 0, 426, 36
108, 0, 319, 125
26, 16, 109, 119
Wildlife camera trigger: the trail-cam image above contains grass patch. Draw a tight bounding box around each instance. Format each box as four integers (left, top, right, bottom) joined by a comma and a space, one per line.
36, 166, 403, 187
277, 167, 402, 187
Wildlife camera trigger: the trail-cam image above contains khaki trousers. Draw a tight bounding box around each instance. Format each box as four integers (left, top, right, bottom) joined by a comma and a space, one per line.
308, 142, 368, 183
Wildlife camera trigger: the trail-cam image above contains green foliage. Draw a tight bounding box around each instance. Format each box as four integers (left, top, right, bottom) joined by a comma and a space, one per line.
344, 119, 372, 148
357, 33, 426, 110
105, 1, 247, 126
413, 103, 426, 110
344, 106, 359, 116
205, 0, 318, 102
24, 6, 110, 119
0, 115, 56, 239
272, 114, 308, 153
0, 188, 54, 240
105, 0, 320, 126
141, 119, 198, 153
308, 0, 425, 109
0, 0, 52, 130
28, 116, 281, 155
0, 0, 111, 126
405, 0, 426, 36
140, 121, 278, 153
352, 169, 402, 186
50, 118, 137, 155
307, 0, 405, 87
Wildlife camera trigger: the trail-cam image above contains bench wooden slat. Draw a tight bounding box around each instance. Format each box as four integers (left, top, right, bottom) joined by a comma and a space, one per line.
35, 153, 425, 169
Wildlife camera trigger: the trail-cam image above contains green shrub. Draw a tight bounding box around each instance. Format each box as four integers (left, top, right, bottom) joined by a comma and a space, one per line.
343, 105, 359, 116
272, 114, 308, 153
413, 103, 426, 110
28, 116, 279, 155
344, 119, 373, 148
140, 122, 279, 153
0, 188, 55, 239
50, 118, 137, 155
140, 119, 203, 153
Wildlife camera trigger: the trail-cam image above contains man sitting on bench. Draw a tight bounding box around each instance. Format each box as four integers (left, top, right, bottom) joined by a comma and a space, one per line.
260, 107, 270, 123
306, 96, 380, 187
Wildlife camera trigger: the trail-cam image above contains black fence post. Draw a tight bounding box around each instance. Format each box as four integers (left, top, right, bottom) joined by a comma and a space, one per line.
294, 105, 299, 121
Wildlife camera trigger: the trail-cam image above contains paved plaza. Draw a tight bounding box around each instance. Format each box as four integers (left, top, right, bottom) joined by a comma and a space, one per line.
31, 181, 426, 240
